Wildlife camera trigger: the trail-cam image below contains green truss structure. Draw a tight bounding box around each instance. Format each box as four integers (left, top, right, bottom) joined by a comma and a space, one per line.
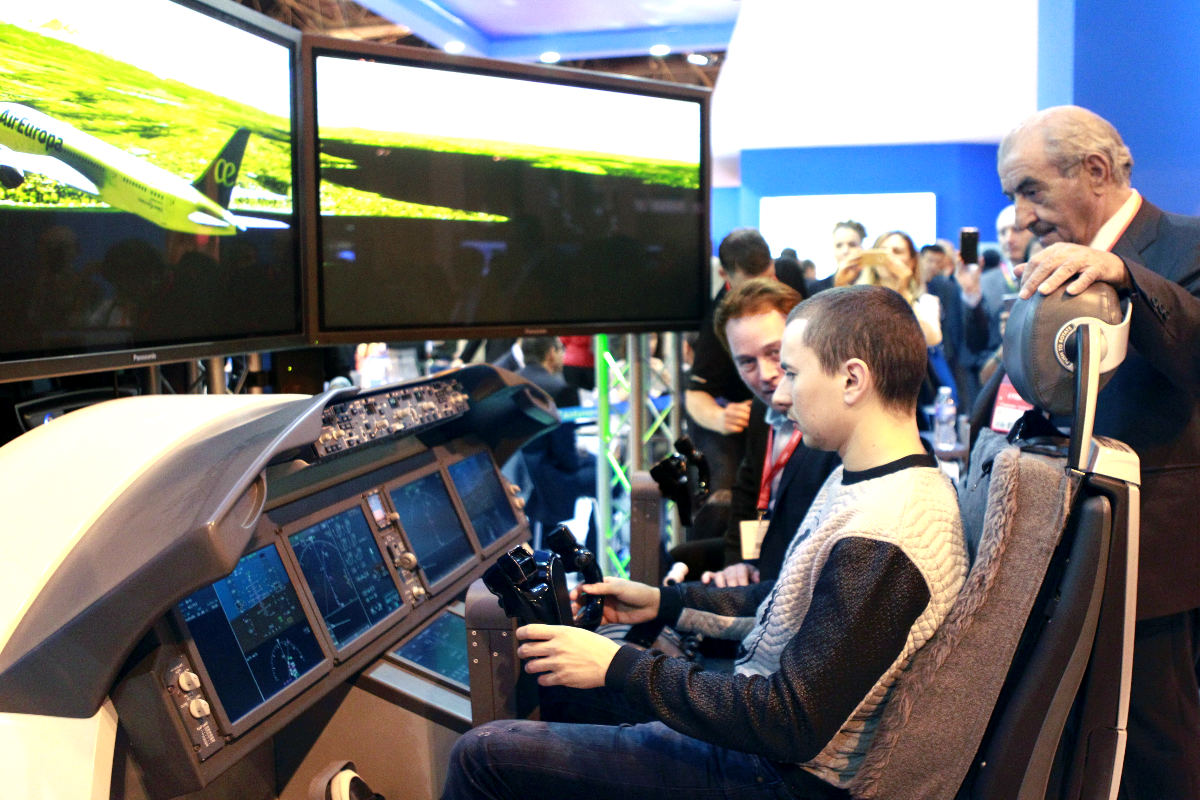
593, 332, 682, 577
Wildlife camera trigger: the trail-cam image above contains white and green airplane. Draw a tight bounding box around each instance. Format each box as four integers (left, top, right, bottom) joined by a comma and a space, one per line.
0, 101, 287, 235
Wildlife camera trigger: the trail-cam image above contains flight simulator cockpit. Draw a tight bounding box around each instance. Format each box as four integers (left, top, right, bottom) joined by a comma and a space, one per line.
0, 364, 557, 800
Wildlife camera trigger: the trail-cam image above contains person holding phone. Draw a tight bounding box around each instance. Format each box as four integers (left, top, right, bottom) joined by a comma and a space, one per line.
836, 231, 942, 349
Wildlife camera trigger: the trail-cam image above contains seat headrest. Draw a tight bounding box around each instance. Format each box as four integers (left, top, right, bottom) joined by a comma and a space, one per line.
1002, 282, 1130, 415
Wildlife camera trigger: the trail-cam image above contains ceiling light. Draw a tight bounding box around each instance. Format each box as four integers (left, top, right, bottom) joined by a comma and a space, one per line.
443, 40, 466, 54
687, 53, 710, 66
649, 44, 671, 57
539, 51, 561, 64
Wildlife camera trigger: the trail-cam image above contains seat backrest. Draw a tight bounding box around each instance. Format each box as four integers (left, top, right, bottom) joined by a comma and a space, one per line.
968, 486, 1123, 800
850, 283, 1138, 800
848, 435, 1074, 799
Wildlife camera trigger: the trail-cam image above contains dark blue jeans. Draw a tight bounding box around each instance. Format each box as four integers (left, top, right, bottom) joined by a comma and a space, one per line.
441, 718, 801, 800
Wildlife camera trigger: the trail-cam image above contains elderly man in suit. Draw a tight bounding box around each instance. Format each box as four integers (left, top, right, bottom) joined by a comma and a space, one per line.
997, 104, 1200, 800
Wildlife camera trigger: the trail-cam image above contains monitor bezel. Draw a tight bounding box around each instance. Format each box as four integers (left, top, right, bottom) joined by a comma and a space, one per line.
299, 34, 712, 345
171, 539, 332, 739
0, 0, 308, 385
281, 494, 412, 662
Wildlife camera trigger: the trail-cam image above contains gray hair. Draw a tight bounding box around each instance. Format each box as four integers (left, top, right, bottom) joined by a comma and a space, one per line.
999, 105, 1133, 187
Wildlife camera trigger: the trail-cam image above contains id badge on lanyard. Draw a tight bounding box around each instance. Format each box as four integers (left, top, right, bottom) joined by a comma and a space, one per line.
740, 427, 801, 559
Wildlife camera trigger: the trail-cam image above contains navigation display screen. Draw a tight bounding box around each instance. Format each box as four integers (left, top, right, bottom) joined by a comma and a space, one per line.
177, 544, 325, 724
389, 472, 473, 584
289, 506, 404, 650
447, 452, 517, 549
391, 609, 469, 690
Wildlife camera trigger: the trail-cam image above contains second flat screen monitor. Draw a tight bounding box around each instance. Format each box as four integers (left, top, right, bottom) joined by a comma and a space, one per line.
310, 44, 708, 336
389, 472, 473, 584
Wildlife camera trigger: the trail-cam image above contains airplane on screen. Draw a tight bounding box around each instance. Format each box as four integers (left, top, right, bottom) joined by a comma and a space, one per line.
0, 101, 288, 235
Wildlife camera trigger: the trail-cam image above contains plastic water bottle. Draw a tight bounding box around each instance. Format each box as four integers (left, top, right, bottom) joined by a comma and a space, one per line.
933, 386, 957, 451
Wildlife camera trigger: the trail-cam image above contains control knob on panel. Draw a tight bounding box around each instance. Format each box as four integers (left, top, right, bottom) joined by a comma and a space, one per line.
396, 551, 419, 571
178, 670, 201, 692
188, 698, 212, 719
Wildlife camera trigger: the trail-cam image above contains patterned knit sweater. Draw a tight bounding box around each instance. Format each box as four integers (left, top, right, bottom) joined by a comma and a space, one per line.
606, 451, 967, 790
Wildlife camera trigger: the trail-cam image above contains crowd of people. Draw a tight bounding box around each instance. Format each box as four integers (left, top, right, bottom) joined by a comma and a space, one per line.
418, 104, 1200, 800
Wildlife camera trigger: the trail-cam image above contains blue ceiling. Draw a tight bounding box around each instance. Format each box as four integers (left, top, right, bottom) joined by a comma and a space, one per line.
354, 0, 739, 61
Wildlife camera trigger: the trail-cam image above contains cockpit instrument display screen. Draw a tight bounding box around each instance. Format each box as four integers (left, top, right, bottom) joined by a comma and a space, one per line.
391, 608, 469, 691
389, 472, 473, 584
446, 451, 517, 549
289, 506, 403, 650
176, 544, 324, 724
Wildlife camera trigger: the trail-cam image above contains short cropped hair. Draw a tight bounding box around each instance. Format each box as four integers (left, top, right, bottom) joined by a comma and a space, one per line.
717, 228, 773, 278
999, 105, 1133, 187
833, 220, 867, 242
713, 276, 803, 354
787, 285, 927, 413
521, 336, 562, 366
919, 243, 946, 256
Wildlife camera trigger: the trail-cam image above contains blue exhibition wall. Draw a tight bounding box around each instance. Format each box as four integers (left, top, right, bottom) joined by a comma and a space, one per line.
711, 142, 1007, 256
1063, 0, 1200, 217
713, 0, 1200, 251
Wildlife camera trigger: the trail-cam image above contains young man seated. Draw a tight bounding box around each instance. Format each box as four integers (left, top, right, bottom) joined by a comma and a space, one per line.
442, 286, 968, 800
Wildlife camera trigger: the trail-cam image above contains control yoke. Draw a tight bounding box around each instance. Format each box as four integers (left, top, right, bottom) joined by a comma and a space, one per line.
649, 436, 710, 525
482, 525, 604, 630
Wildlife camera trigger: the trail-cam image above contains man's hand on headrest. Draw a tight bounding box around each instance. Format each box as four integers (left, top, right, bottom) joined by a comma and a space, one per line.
1015, 243, 1131, 299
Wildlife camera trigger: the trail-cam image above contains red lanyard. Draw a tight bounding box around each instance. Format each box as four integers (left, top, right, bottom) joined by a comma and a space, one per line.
758, 427, 802, 513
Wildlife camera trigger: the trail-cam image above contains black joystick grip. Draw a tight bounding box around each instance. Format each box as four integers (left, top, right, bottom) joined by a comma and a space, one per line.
482, 547, 571, 626
649, 436, 710, 526
544, 525, 604, 630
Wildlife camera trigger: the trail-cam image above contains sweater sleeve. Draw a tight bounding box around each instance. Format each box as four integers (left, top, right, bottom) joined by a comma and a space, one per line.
654, 579, 776, 640
607, 537, 931, 763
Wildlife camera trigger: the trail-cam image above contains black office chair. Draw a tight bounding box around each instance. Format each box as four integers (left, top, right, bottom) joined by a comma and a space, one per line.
847, 282, 1137, 800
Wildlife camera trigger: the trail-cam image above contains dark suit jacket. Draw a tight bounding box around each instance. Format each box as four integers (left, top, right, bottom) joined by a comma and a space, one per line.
724, 399, 841, 580
972, 201, 1200, 618
518, 363, 592, 525
1097, 200, 1200, 618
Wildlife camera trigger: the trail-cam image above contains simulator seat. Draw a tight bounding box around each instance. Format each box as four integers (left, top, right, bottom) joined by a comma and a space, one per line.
848, 281, 1137, 800
466, 283, 1138, 800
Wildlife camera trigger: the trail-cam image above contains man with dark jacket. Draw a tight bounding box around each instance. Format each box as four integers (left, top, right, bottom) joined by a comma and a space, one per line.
517, 337, 595, 534
997, 105, 1200, 799
696, 277, 839, 586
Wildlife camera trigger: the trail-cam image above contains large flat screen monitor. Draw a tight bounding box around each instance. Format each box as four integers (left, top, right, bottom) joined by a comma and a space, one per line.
302, 37, 710, 341
175, 543, 327, 732
0, 0, 304, 382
